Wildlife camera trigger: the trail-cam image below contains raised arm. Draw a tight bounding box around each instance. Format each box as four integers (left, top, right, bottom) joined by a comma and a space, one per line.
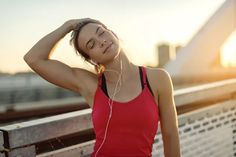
158, 69, 181, 157
24, 19, 97, 105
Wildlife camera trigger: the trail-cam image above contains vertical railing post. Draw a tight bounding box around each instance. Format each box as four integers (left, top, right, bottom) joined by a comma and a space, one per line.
0, 131, 5, 157
0, 130, 36, 157
6, 145, 36, 157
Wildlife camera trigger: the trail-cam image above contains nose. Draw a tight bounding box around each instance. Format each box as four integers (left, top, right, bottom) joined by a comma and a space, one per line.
99, 39, 106, 47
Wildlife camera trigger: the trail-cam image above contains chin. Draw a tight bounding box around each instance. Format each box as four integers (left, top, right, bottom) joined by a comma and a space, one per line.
101, 43, 121, 62
102, 51, 119, 64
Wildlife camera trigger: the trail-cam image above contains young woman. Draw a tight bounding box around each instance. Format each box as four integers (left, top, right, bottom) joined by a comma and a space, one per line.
24, 18, 181, 157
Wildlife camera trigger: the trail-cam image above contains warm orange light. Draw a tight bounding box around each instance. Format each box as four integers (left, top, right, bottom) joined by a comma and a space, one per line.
221, 30, 236, 67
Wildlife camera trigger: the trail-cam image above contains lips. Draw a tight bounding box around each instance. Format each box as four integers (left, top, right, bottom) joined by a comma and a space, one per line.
103, 42, 113, 54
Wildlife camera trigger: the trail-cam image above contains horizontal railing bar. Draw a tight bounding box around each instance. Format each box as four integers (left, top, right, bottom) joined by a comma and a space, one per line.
0, 109, 92, 149
174, 78, 236, 106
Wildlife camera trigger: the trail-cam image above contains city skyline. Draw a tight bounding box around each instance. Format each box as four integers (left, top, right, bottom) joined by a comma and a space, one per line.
1, 0, 235, 74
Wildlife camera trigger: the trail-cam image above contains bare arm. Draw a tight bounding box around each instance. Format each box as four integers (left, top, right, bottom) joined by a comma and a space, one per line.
24, 19, 97, 100
158, 69, 181, 157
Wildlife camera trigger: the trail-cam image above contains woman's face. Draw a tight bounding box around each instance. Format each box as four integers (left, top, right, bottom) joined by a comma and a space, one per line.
77, 23, 120, 64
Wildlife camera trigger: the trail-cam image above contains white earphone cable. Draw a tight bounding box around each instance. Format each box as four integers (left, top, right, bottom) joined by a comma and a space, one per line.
95, 59, 123, 157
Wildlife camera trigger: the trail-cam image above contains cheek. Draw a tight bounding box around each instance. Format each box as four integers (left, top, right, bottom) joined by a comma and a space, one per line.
88, 50, 100, 60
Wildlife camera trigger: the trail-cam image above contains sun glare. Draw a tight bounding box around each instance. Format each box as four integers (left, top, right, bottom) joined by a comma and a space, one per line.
221, 30, 236, 67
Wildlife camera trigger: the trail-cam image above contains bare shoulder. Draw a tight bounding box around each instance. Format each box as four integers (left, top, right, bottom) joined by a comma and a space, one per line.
145, 67, 168, 77
145, 67, 173, 94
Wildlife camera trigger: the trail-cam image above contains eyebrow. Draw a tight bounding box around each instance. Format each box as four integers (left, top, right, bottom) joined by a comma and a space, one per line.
85, 26, 100, 49
96, 26, 100, 34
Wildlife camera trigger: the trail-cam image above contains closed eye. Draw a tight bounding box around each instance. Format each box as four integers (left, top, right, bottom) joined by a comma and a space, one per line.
86, 26, 105, 50
87, 40, 95, 49
99, 31, 105, 36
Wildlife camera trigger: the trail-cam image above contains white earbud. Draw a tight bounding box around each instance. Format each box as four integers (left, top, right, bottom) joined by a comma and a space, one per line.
89, 60, 98, 66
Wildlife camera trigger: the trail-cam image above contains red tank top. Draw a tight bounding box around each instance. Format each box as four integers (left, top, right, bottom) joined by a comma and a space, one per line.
91, 66, 159, 157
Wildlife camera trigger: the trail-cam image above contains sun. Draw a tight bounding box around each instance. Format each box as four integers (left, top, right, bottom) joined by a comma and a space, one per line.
221, 30, 236, 67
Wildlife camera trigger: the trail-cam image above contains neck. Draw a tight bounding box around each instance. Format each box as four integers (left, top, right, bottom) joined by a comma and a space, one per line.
103, 50, 137, 83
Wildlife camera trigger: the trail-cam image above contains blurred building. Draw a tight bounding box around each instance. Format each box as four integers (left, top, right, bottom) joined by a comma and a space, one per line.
156, 43, 183, 68
157, 43, 171, 68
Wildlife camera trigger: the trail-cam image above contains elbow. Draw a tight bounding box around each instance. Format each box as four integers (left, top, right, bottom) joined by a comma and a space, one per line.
23, 54, 39, 71
24, 54, 35, 65
24, 53, 43, 65
23, 54, 29, 62
24, 54, 31, 64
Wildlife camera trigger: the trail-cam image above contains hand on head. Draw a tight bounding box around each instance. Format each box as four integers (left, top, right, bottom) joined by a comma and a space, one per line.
65, 18, 101, 31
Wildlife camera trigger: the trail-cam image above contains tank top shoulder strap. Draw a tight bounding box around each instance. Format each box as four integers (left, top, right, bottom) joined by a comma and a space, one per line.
98, 73, 109, 97
141, 66, 147, 85
141, 66, 154, 96
98, 74, 103, 87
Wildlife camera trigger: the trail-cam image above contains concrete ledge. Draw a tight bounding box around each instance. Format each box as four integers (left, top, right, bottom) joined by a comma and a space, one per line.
174, 78, 236, 106
0, 109, 92, 149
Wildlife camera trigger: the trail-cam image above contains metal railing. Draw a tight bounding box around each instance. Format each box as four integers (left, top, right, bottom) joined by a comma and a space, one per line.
1, 78, 236, 157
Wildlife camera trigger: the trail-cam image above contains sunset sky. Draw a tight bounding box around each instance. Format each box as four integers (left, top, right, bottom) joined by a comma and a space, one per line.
0, 0, 235, 74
